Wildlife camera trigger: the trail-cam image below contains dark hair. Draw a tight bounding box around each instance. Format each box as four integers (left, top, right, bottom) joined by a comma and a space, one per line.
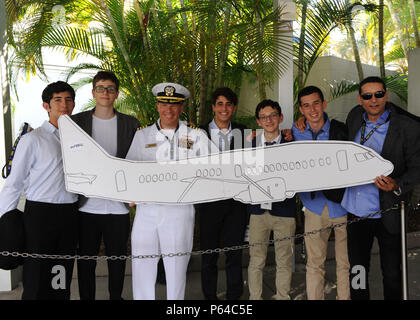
359, 76, 386, 94
255, 99, 282, 119
93, 71, 120, 91
42, 81, 75, 104
297, 86, 324, 105
211, 87, 238, 106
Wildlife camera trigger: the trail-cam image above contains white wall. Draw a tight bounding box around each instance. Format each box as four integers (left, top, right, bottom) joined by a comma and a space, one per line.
237, 55, 404, 125
408, 48, 420, 117
305, 56, 403, 122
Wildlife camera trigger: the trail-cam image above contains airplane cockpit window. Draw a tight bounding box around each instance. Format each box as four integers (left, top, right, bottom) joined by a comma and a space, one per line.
355, 152, 375, 162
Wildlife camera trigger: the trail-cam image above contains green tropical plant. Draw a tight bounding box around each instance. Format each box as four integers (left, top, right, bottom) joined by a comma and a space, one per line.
295, 0, 377, 92
6, 0, 293, 126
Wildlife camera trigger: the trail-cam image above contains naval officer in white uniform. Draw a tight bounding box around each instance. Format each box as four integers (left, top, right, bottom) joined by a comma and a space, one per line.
126, 82, 218, 300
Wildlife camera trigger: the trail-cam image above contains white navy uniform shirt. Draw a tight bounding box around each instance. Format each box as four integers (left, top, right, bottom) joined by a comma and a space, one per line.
126, 120, 218, 206
0, 121, 78, 217
126, 119, 218, 163
79, 115, 128, 215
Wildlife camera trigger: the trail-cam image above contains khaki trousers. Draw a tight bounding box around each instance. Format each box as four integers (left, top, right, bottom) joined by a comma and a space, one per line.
248, 212, 296, 300
304, 205, 350, 300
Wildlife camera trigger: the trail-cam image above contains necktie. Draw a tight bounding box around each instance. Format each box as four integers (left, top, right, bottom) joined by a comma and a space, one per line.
310, 129, 323, 199
265, 141, 276, 146
218, 131, 229, 151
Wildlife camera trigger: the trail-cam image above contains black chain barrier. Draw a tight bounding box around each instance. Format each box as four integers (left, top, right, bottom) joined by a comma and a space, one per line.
1, 202, 419, 261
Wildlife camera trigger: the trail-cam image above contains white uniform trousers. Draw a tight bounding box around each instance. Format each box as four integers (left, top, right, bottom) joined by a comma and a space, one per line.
131, 203, 195, 300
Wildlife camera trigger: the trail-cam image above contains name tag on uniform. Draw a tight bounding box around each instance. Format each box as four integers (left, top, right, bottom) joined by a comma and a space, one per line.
146, 143, 157, 148
178, 138, 194, 149
260, 202, 272, 210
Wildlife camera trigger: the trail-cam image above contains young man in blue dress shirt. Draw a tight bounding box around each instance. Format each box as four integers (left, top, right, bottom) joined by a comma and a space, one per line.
292, 86, 350, 300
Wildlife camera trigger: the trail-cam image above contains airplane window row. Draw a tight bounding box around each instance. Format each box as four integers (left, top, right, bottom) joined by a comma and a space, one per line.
245, 157, 333, 175
139, 172, 178, 184
196, 168, 222, 178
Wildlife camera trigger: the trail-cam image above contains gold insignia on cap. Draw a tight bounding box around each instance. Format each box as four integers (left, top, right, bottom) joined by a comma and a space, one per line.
164, 86, 175, 97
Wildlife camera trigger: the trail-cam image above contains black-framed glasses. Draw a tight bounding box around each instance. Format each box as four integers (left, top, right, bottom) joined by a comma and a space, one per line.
360, 91, 386, 100
258, 113, 279, 121
94, 86, 117, 94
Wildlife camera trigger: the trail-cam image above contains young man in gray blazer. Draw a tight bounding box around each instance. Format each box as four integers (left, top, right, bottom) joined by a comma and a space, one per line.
72, 71, 139, 300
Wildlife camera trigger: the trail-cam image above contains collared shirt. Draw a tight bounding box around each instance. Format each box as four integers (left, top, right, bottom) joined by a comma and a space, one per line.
261, 134, 281, 146
80, 115, 128, 215
247, 133, 296, 218
0, 121, 78, 217
292, 114, 347, 218
341, 109, 391, 218
208, 119, 232, 151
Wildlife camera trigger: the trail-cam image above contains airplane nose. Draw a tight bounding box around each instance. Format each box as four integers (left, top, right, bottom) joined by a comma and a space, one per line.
382, 159, 394, 175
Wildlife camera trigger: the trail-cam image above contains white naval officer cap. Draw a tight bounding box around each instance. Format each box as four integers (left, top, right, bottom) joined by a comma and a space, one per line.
152, 82, 190, 104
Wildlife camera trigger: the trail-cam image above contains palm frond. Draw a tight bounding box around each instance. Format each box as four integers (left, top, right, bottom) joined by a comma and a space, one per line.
328, 79, 359, 102
385, 73, 408, 103
385, 46, 406, 63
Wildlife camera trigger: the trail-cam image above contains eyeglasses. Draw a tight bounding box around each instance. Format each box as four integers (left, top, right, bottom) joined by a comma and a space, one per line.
94, 86, 117, 94
360, 91, 386, 100
258, 113, 279, 121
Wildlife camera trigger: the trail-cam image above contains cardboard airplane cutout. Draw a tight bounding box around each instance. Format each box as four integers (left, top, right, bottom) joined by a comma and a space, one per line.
58, 115, 394, 205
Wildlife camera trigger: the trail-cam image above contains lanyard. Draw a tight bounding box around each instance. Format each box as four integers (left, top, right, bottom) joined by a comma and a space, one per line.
155, 121, 179, 160
360, 113, 390, 145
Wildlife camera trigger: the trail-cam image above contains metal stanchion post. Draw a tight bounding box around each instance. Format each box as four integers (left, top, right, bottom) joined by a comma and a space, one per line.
401, 201, 409, 300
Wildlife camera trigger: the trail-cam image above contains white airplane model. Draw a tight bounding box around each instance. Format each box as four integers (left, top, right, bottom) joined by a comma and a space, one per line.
58, 115, 394, 205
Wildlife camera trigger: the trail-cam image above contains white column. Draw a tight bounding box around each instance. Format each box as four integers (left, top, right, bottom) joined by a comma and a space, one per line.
273, 0, 296, 272
0, 0, 22, 292
274, 0, 296, 130
408, 48, 420, 117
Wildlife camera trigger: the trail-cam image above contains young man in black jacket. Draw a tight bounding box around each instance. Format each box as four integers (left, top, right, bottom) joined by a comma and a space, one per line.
72, 71, 139, 300
197, 87, 248, 300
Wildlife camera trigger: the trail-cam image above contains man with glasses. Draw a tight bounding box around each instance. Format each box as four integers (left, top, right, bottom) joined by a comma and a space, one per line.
342, 76, 420, 300
196, 87, 248, 300
126, 82, 217, 300
292, 86, 350, 300
247, 99, 296, 300
72, 71, 140, 300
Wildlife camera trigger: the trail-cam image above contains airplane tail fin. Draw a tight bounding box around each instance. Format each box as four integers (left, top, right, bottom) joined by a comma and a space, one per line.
58, 114, 110, 192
